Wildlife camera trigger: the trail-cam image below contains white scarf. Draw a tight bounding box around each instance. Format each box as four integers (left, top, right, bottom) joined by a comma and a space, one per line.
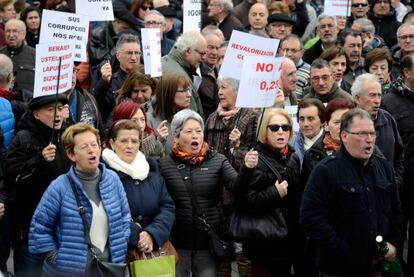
102, 148, 149, 181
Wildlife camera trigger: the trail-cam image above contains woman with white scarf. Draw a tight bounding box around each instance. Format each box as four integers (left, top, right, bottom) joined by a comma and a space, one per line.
102, 119, 175, 254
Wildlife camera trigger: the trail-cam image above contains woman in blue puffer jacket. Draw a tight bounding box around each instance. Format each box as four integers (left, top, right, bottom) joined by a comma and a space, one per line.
29, 123, 131, 276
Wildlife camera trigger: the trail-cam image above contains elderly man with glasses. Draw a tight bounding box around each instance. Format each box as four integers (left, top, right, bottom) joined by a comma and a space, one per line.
162, 31, 207, 117
144, 10, 175, 56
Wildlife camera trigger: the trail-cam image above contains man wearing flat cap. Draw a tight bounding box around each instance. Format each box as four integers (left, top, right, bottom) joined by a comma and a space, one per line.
5, 93, 71, 276
156, 5, 180, 41
267, 13, 295, 40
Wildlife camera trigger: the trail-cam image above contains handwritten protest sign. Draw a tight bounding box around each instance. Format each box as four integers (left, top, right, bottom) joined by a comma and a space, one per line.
219, 31, 279, 80
34, 42, 74, 98
236, 56, 283, 108
75, 0, 114, 21
141, 28, 162, 77
183, 0, 201, 33
324, 0, 351, 16
40, 10, 89, 62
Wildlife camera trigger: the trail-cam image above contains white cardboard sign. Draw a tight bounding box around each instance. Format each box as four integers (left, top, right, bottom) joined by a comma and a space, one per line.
219, 31, 279, 80
141, 28, 162, 77
34, 42, 74, 98
75, 0, 114, 21
324, 0, 351, 16
236, 56, 283, 108
183, 0, 201, 33
39, 10, 89, 62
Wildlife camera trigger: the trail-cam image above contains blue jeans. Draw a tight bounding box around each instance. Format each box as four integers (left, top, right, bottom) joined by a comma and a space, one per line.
14, 245, 44, 277
176, 248, 219, 277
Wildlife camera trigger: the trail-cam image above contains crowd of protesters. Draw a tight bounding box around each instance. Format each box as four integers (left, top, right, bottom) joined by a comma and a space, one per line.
0, 0, 414, 276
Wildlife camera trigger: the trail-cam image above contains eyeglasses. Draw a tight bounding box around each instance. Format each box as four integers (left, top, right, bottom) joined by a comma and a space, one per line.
399, 34, 414, 41
267, 124, 291, 132
122, 50, 141, 57
194, 49, 207, 56
345, 130, 376, 138
281, 48, 302, 54
177, 88, 191, 93
310, 75, 331, 82
145, 21, 162, 26
352, 3, 368, 7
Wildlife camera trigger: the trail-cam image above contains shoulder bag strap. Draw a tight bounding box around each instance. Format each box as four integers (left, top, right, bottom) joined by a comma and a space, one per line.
176, 164, 212, 232
259, 155, 283, 182
66, 174, 95, 252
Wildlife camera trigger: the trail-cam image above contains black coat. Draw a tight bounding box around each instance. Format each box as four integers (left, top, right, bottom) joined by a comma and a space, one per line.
382, 84, 414, 216
300, 147, 402, 276
368, 11, 400, 48
159, 149, 239, 250
240, 142, 301, 261
5, 113, 71, 245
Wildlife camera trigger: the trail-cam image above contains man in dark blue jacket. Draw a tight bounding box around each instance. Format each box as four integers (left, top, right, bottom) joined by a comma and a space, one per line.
300, 108, 402, 277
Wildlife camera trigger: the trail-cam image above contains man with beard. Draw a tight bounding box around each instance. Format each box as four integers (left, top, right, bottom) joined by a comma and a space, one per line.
162, 31, 206, 117
198, 32, 223, 119
340, 29, 366, 93
304, 15, 337, 64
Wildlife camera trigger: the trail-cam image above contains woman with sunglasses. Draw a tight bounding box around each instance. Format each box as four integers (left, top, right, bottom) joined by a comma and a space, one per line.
236, 108, 301, 277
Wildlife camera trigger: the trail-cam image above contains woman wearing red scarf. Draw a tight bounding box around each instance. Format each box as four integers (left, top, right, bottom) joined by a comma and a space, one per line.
159, 109, 258, 277
238, 108, 301, 277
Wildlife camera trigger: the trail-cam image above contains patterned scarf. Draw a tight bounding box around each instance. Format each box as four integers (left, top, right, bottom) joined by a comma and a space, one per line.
172, 142, 209, 165
217, 104, 240, 125
323, 132, 341, 153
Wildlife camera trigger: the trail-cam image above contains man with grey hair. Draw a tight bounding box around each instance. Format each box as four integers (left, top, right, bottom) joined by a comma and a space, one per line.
162, 31, 206, 117
352, 73, 404, 190
391, 23, 414, 80
304, 14, 338, 64
208, 0, 243, 41
144, 9, 175, 56
351, 18, 387, 56
300, 107, 402, 276
0, 19, 35, 96
303, 59, 352, 103
92, 33, 141, 123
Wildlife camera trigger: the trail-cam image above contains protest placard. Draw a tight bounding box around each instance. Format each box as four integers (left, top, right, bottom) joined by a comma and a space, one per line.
183, 0, 201, 33
34, 42, 74, 98
40, 10, 89, 62
285, 105, 299, 132
236, 56, 283, 108
219, 31, 279, 80
75, 0, 114, 21
324, 0, 351, 16
141, 28, 162, 77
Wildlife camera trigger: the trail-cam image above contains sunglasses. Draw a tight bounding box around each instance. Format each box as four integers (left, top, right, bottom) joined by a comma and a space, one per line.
352, 3, 368, 7
267, 124, 291, 132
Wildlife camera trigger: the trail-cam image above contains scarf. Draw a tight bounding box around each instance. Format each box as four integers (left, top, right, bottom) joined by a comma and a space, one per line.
217, 104, 240, 125
265, 140, 289, 157
172, 142, 209, 165
323, 132, 341, 153
101, 148, 149, 181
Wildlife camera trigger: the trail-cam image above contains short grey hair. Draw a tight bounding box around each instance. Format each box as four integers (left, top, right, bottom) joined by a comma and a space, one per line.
397, 23, 414, 39
217, 76, 240, 92
5, 19, 26, 34
171, 109, 204, 136
317, 14, 337, 28
0, 54, 12, 82
340, 108, 372, 134
218, 0, 233, 12
175, 31, 206, 52
351, 73, 380, 99
310, 58, 332, 73
354, 18, 375, 34
281, 34, 304, 50
116, 33, 140, 54
144, 9, 166, 25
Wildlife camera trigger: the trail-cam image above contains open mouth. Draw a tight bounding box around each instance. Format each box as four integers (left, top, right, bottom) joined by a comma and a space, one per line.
191, 141, 200, 151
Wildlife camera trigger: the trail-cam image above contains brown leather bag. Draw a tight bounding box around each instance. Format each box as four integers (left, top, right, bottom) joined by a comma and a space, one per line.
126, 240, 179, 265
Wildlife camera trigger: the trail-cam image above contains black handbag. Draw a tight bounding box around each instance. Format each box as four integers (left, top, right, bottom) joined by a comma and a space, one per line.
228, 155, 288, 242
67, 175, 129, 277
177, 164, 236, 263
